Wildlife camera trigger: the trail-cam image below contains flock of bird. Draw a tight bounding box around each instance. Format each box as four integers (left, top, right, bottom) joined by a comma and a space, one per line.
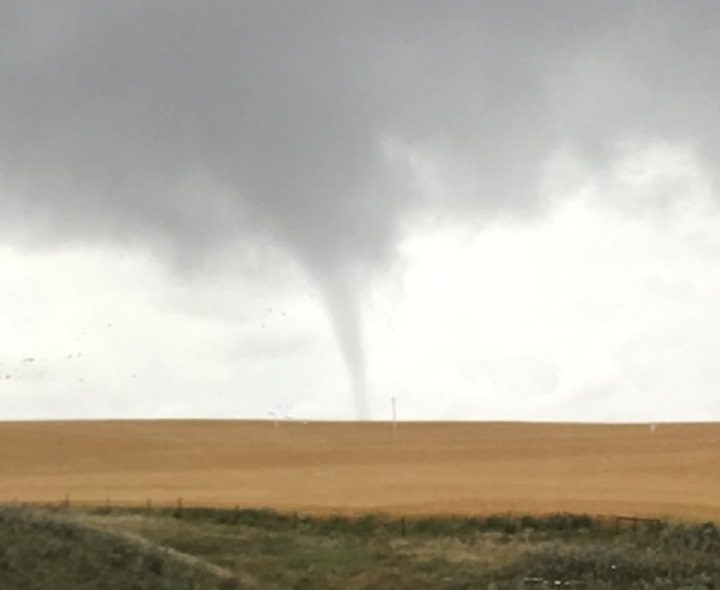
1, 306, 289, 385
1, 351, 84, 383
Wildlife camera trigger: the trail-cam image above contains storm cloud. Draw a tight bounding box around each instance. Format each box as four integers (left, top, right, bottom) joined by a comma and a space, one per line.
2, 1, 720, 417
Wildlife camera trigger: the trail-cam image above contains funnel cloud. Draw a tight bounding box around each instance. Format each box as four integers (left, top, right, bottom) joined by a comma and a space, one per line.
2, 2, 720, 417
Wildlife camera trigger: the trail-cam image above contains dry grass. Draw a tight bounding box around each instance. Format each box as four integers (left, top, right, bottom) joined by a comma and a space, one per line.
1, 420, 719, 520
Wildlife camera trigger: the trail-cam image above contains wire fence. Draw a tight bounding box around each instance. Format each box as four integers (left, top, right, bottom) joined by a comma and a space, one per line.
0, 496, 674, 537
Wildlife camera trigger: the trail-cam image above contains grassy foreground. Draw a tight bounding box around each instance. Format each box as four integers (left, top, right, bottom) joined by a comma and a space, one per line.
0, 505, 240, 589
3, 505, 720, 589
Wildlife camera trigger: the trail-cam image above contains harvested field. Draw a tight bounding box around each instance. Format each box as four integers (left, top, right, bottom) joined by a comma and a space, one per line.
1, 420, 719, 520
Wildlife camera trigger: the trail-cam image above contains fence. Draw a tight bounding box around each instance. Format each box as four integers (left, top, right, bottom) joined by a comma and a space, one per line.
0, 497, 680, 538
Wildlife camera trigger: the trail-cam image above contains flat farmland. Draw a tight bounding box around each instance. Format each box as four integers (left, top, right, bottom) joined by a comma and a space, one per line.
1, 420, 719, 521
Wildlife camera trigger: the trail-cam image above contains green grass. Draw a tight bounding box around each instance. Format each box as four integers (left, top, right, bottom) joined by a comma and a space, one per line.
0, 506, 243, 589
5, 504, 720, 589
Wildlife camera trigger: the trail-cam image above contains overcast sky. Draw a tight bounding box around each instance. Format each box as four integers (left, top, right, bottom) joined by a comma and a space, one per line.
2, 2, 720, 421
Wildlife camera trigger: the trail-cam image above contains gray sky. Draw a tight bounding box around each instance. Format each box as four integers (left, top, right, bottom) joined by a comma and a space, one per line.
1, 2, 720, 420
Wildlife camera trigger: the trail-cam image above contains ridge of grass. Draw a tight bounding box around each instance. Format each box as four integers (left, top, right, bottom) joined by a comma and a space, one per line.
0, 505, 248, 590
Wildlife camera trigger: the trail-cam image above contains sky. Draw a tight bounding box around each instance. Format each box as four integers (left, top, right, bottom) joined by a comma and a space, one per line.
1, 2, 720, 421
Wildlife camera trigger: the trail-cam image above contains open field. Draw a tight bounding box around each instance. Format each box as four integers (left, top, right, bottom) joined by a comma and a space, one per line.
1, 420, 719, 520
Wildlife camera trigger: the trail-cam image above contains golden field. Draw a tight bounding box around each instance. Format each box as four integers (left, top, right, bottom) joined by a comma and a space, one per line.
1, 420, 719, 521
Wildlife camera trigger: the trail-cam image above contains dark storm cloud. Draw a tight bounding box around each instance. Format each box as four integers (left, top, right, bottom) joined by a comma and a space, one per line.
2, 1, 720, 416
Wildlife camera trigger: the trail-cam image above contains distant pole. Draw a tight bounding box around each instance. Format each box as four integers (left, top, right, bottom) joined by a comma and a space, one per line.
391, 396, 397, 435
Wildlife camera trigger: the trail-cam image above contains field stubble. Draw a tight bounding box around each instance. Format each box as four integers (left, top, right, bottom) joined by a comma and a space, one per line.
1, 420, 719, 520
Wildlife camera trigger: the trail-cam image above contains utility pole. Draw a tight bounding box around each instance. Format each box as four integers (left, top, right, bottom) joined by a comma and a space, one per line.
391, 396, 397, 436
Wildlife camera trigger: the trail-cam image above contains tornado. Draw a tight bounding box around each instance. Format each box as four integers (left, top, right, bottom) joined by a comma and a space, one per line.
3, 2, 720, 418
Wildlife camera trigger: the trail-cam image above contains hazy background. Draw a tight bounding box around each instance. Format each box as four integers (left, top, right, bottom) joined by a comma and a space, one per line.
1, 2, 720, 421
